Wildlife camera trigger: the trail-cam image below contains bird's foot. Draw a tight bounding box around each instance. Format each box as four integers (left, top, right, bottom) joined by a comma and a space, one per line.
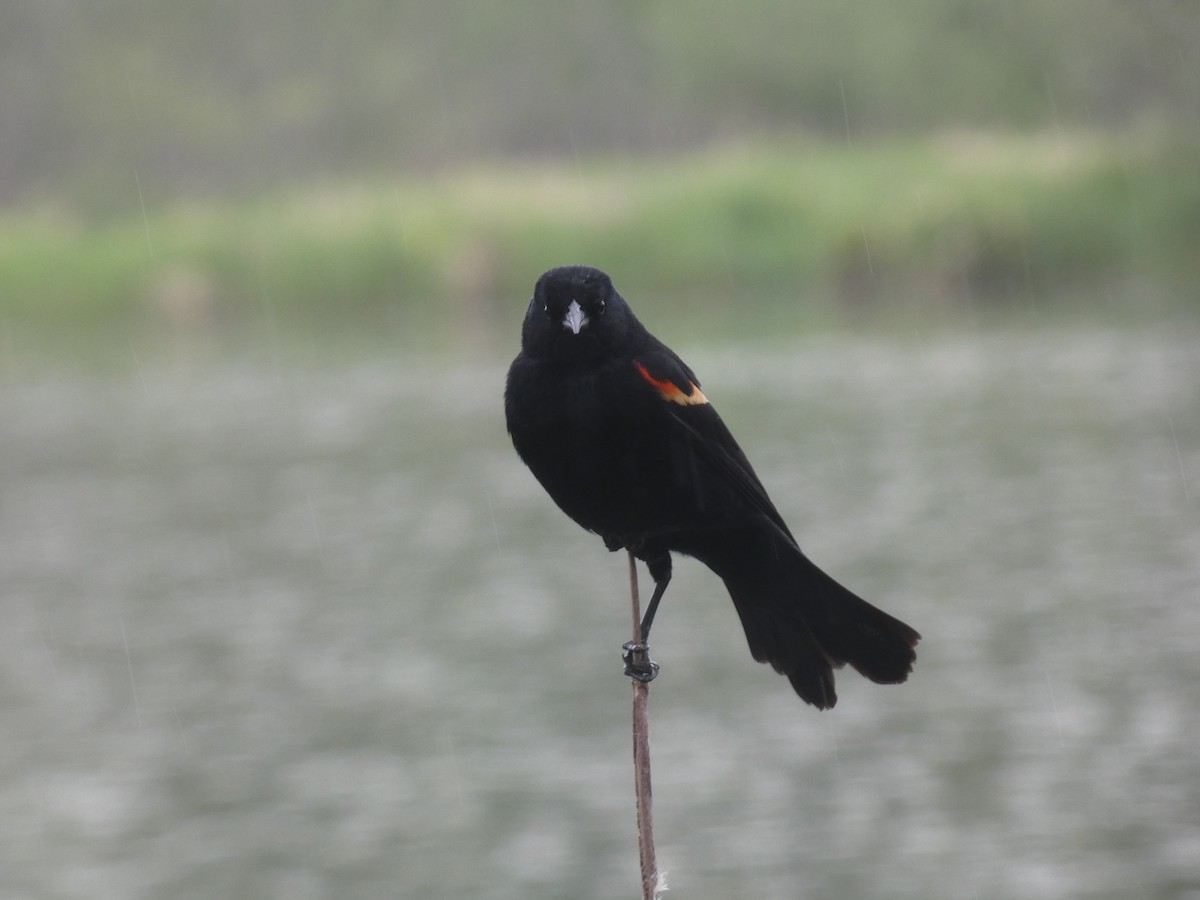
622, 641, 660, 683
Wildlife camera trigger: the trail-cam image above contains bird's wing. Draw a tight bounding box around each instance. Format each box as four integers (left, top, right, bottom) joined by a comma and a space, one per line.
630, 349, 796, 541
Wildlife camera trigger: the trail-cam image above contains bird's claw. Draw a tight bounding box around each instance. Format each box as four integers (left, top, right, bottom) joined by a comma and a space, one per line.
622, 641, 660, 683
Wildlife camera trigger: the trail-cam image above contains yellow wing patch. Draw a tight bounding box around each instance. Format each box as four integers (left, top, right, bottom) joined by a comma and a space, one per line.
634, 360, 709, 406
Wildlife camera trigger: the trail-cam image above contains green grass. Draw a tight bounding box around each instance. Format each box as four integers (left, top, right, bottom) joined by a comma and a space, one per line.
2, 132, 1197, 346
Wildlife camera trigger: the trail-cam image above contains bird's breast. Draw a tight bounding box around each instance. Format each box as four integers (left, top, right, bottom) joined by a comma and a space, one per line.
510, 362, 690, 537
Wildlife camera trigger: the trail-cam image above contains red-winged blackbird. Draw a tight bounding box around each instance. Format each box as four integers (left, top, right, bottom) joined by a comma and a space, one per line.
505, 265, 919, 708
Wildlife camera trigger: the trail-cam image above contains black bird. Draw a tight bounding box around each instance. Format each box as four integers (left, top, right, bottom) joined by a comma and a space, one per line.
504, 265, 919, 708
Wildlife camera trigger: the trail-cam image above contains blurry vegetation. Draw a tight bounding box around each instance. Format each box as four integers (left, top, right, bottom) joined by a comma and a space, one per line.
1, 0, 1198, 341
5, 0, 1198, 208
3, 134, 1196, 345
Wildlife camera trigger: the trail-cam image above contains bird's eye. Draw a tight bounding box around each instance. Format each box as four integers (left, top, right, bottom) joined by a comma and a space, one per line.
597, 299, 606, 315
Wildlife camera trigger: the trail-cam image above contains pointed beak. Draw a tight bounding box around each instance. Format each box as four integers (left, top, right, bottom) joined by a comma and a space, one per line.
562, 299, 589, 335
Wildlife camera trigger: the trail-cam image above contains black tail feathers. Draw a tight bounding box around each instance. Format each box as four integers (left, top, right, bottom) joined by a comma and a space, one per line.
724, 549, 920, 709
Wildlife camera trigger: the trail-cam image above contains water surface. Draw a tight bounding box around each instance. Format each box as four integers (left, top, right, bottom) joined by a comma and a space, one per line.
2, 326, 1197, 898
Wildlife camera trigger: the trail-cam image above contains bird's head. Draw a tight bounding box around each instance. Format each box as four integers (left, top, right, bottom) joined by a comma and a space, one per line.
520, 265, 634, 363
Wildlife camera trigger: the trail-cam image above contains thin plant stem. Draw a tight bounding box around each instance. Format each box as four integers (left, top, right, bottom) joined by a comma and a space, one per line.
628, 551, 660, 899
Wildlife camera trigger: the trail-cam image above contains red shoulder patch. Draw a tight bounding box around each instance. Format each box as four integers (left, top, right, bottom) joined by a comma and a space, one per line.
633, 360, 709, 406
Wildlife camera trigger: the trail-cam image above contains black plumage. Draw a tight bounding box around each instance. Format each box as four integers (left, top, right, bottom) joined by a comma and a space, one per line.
505, 265, 919, 708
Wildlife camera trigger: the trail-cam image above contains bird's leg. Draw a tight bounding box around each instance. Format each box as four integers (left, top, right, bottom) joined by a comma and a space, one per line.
623, 552, 671, 682
639, 553, 672, 643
